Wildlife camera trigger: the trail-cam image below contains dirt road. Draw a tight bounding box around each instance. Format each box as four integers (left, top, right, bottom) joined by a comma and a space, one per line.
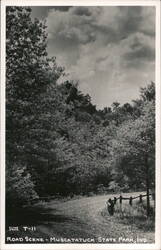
35, 193, 154, 243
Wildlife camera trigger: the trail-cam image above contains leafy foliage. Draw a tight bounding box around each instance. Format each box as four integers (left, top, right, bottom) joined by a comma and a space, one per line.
6, 6, 155, 213
6, 7, 64, 204
6, 163, 38, 208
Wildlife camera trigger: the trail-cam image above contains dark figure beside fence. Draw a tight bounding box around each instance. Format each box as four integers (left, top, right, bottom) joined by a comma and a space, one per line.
107, 198, 115, 215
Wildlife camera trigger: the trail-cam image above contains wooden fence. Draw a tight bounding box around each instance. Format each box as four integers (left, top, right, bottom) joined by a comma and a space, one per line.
109, 193, 154, 206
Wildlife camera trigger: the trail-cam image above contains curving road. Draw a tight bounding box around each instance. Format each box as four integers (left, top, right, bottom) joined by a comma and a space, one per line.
36, 193, 154, 243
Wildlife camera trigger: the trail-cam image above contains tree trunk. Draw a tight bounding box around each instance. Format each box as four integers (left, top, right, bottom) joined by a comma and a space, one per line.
145, 156, 150, 217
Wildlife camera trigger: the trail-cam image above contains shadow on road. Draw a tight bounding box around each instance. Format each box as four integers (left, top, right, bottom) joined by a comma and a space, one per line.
6, 204, 76, 227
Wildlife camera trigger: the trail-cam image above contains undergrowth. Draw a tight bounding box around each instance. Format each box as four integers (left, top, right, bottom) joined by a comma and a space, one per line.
102, 199, 155, 232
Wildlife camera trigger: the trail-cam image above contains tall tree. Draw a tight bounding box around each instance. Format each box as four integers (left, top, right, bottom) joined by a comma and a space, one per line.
6, 7, 64, 205
110, 99, 155, 216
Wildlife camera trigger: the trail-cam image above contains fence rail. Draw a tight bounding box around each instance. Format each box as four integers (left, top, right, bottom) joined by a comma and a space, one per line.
108, 193, 154, 206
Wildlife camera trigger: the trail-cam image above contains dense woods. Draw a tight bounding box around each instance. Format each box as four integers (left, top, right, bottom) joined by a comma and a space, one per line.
6, 7, 155, 215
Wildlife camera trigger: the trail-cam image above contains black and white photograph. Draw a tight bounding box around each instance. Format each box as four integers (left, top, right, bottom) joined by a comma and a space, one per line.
0, 0, 161, 249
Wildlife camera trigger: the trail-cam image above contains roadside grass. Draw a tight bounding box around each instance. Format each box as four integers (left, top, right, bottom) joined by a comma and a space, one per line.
101, 197, 155, 232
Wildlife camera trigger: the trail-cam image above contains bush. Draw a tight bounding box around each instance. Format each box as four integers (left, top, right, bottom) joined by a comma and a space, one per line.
6, 163, 38, 209
96, 184, 108, 194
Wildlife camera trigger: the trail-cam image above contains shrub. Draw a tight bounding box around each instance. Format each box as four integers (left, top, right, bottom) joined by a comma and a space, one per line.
6, 163, 38, 209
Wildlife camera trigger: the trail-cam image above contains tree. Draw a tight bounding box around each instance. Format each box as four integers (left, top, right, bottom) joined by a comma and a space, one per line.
6, 7, 64, 205
110, 100, 155, 216
140, 82, 155, 101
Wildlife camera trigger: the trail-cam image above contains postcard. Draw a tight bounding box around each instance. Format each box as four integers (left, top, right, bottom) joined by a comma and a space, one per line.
1, 0, 161, 249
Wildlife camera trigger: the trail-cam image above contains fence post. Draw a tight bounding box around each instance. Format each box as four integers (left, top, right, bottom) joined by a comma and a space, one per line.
114, 197, 117, 204
129, 196, 133, 206
119, 195, 122, 204
139, 194, 143, 203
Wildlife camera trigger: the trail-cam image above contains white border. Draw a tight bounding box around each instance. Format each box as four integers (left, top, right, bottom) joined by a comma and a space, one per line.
1, 1, 161, 250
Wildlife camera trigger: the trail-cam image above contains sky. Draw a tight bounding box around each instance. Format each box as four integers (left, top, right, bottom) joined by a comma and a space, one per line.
31, 6, 155, 109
